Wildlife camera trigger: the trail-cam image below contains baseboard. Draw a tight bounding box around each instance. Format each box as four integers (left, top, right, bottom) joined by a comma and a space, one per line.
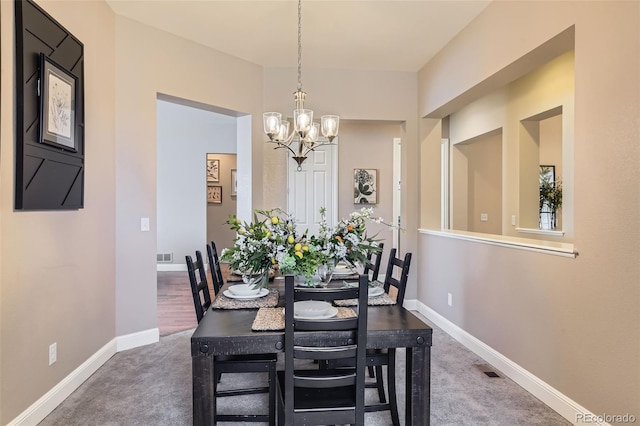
116, 328, 159, 351
7, 338, 118, 426
9, 327, 160, 425
157, 263, 186, 272
412, 300, 609, 426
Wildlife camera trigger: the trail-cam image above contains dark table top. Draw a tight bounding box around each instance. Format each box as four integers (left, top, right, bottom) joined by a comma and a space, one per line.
191, 278, 432, 356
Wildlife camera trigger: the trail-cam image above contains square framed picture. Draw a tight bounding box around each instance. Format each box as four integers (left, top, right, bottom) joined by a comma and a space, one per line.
206, 158, 220, 182
354, 169, 378, 204
207, 185, 222, 204
38, 53, 77, 152
230, 169, 237, 196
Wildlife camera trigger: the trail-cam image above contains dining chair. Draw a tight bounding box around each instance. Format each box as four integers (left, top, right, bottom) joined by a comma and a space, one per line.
326, 248, 412, 426
276, 274, 369, 425
362, 242, 384, 283
186, 250, 277, 425
206, 240, 225, 295
365, 248, 412, 426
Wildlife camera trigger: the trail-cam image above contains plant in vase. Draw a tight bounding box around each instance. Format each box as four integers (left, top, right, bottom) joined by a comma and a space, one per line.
220, 209, 292, 289
316, 206, 383, 271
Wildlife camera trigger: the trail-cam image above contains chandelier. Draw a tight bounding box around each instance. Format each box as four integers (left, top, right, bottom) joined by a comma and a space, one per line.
263, 0, 339, 171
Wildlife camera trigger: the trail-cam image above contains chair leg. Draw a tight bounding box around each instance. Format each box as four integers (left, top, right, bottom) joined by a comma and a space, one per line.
374, 365, 386, 403
268, 364, 276, 426
368, 365, 375, 378
387, 349, 400, 426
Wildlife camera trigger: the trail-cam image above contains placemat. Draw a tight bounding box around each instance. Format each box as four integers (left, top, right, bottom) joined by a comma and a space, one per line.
212, 289, 279, 309
252, 307, 357, 331
334, 293, 397, 307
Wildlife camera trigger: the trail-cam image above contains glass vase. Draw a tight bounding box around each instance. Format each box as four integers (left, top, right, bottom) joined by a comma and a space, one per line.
241, 267, 270, 290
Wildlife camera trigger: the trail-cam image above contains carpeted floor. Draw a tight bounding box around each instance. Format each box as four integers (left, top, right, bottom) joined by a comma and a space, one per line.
39, 313, 570, 425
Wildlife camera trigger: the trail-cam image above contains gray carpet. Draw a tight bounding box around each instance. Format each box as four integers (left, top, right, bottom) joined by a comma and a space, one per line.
39, 313, 570, 425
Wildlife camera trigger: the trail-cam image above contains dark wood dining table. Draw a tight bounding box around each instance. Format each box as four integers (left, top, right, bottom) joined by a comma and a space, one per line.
191, 278, 433, 425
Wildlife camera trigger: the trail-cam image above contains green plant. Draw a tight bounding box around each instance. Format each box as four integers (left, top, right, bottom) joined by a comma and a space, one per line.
539, 167, 562, 228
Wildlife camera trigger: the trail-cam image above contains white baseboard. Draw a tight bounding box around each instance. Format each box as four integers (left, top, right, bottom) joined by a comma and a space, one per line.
411, 300, 609, 426
9, 327, 160, 426
116, 328, 159, 352
157, 263, 187, 272
7, 338, 118, 426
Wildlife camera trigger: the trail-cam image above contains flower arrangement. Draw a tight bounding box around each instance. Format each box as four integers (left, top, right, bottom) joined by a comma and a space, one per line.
221, 207, 386, 287
316, 207, 382, 268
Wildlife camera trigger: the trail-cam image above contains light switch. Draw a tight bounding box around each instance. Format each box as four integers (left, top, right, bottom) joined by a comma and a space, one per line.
141, 217, 150, 232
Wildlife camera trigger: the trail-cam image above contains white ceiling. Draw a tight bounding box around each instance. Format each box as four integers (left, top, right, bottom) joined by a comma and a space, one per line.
105, 0, 491, 72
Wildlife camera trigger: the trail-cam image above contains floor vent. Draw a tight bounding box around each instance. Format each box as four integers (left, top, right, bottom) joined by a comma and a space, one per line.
474, 363, 502, 378
157, 253, 173, 263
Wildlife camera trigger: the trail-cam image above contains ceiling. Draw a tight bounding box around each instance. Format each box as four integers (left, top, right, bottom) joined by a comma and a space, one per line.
105, 0, 491, 72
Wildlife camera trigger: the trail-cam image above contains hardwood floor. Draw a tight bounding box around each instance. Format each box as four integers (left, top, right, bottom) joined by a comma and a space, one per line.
157, 264, 234, 336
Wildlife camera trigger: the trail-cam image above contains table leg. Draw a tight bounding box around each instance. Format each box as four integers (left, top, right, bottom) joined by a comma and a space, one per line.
406, 345, 431, 425
192, 355, 215, 425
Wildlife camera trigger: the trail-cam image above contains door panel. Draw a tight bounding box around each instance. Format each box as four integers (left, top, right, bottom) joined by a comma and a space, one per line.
288, 144, 336, 236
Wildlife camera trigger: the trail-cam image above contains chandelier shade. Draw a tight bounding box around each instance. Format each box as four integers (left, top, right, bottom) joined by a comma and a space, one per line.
263, 0, 339, 170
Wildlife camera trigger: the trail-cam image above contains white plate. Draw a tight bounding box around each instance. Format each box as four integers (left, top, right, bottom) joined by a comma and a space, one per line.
286, 306, 339, 320
368, 286, 385, 298
223, 288, 269, 300
332, 264, 356, 277
294, 301, 333, 317
228, 284, 262, 296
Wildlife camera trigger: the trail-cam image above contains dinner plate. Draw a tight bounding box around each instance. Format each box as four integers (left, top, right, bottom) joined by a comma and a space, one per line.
332, 264, 356, 277
285, 306, 339, 320
368, 286, 385, 298
223, 288, 269, 299
294, 301, 333, 317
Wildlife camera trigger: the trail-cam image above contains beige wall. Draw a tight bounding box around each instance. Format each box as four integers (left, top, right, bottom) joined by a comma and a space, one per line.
114, 16, 264, 336
418, 0, 639, 419
207, 153, 237, 252
0, 0, 117, 422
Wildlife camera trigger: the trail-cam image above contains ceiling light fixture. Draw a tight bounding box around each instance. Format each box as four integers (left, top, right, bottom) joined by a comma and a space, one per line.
263, 0, 339, 171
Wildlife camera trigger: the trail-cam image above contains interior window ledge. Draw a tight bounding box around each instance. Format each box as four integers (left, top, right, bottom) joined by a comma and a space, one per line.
516, 227, 564, 237
419, 229, 577, 258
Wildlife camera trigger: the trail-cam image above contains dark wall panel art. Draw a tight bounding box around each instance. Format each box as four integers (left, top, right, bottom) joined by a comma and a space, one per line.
15, 0, 85, 210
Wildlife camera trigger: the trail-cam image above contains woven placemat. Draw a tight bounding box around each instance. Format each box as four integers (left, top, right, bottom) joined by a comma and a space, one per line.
252, 307, 357, 331
334, 293, 397, 307
212, 289, 279, 309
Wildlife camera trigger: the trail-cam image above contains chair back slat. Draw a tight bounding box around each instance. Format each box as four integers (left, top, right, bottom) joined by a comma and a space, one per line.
206, 241, 225, 295
363, 242, 384, 282
382, 248, 412, 306
186, 250, 211, 323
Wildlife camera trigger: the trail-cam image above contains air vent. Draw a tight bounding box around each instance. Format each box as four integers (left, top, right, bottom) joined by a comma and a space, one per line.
474, 363, 502, 378
157, 253, 173, 263
484, 371, 500, 378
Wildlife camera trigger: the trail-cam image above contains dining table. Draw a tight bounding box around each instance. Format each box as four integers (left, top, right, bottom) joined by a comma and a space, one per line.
191, 276, 433, 425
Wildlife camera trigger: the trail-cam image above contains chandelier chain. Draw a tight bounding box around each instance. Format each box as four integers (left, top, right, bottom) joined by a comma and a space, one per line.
297, 0, 302, 92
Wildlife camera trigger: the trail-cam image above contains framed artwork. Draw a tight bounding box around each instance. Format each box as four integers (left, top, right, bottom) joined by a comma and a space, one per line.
354, 169, 377, 204
38, 53, 77, 152
230, 169, 237, 196
207, 185, 222, 204
206, 158, 220, 182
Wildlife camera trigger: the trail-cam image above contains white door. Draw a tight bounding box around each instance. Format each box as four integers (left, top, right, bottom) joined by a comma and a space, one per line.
287, 143, 338, 235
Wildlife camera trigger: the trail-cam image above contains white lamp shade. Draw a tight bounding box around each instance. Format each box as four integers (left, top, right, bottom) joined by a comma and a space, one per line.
276, 121, 290, 141
263, 112, 281, 137
321, 115, 339, 139
294, 109, 313, 138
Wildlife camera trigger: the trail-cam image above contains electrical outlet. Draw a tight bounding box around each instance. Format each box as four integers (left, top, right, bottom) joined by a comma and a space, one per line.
511, 215, 516, 226
480, 213, 488, 222
141, 217, 150, 232
447, 293, 453, 307
49, 342, 57, 366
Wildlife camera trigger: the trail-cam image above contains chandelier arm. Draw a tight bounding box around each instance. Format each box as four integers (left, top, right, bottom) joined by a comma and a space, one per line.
268, 141, 298, 157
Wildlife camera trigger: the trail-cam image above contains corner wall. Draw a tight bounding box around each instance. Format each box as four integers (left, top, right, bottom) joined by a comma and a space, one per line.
417, 0, 639, 419
0, 0, 117, 422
